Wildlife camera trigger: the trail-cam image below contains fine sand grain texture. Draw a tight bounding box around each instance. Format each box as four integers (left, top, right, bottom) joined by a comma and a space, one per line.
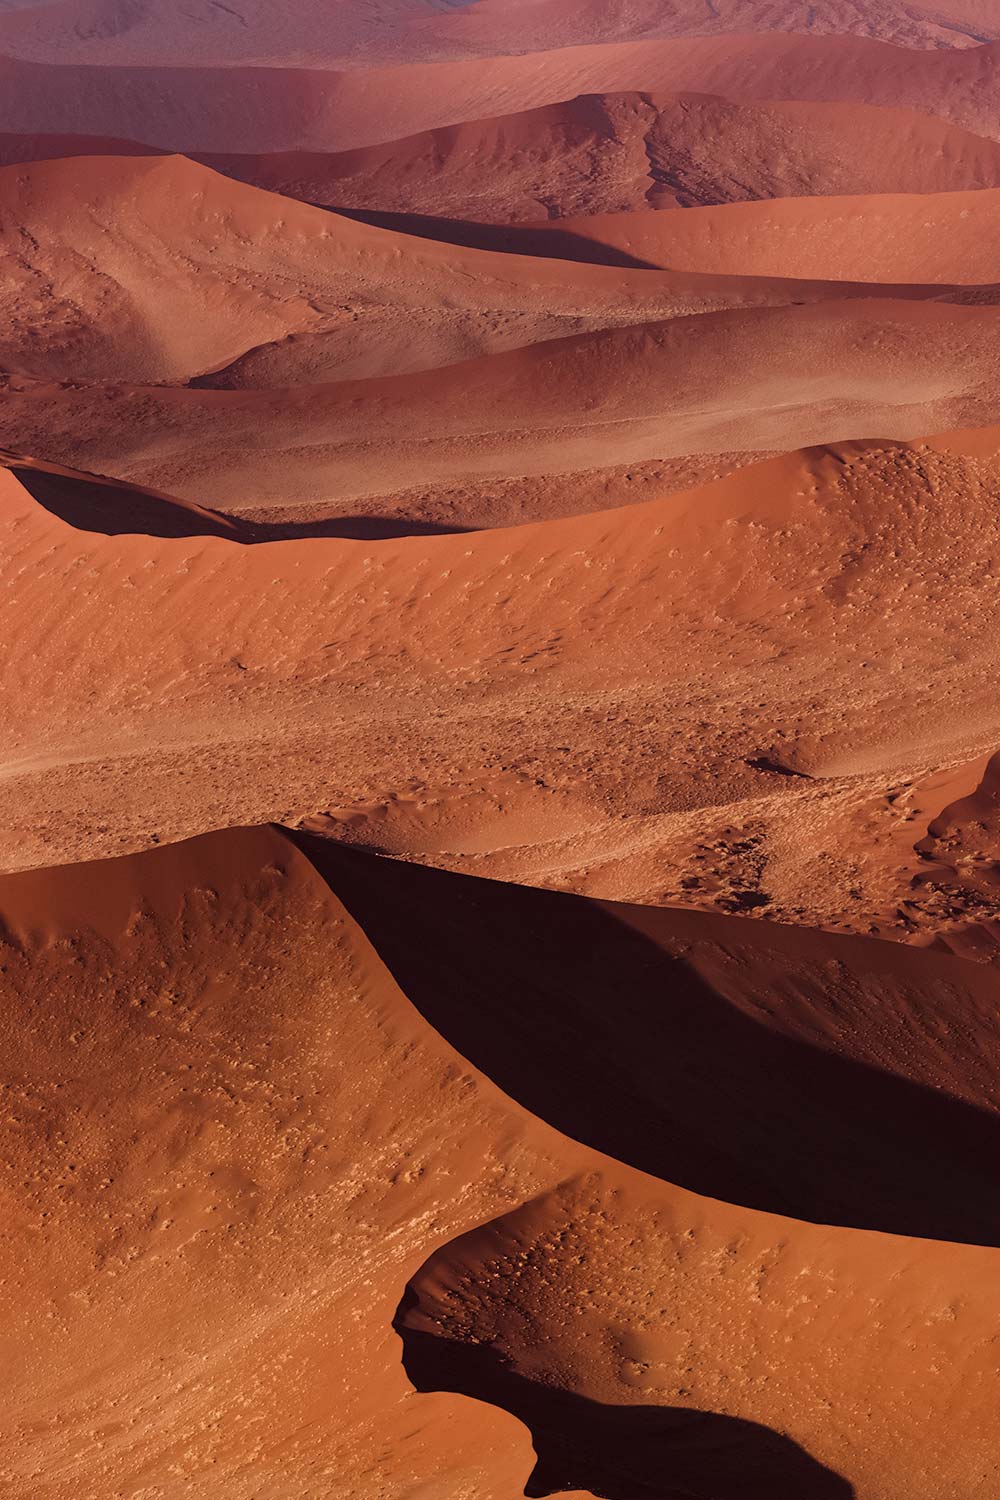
5, 299, 1000, 519
4, 3, 1000, 1494
3, 826, 1000, 1498
4, 435, 1000, 948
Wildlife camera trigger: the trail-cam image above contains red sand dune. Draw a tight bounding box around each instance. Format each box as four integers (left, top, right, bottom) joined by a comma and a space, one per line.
7, 93, 1000, 220
11, 151, 968, 390
221, 94, 1000, 217
3, 823, 1000, 1498
0, 34, 998, 154
5, 299, 1000, 521
0, 0, 993, 69
537, 190, 1000, 281
4, 433, 1000, 952
6, 3, 1000, 1495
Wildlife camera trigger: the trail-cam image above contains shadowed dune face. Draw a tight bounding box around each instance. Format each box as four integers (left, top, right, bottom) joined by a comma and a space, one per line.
299, 837, 1000, 1245
3, 827, 1000, 1499
399, 1319, 855, 1500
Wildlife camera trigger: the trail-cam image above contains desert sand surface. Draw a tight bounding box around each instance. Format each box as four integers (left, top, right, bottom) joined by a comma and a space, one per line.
12, 151, 976, 391
535, 189, 1000, 281
5, 299, 1000, 520
4, 823, 1000, 1499
5, 434, 1000, 956
1, 34, 1000, 153
4, 2, 1000, 1495
8, 94, 1000, 218
0, 0, 996, 71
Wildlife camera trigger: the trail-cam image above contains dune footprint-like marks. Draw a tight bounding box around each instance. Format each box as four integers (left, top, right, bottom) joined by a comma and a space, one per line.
301, 839, 1000, 1244
397, 1263, 854, 1500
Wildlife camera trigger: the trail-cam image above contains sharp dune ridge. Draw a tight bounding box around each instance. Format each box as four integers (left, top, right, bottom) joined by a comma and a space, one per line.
4, 432, 1000, 954
4, 4, 1000, 1496
6, 297, 1000, 521
4, 824, 1000, 1498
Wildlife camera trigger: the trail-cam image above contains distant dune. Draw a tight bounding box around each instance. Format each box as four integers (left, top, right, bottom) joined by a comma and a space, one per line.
6, 95, 1000, 219
0, 34, 998, 153
0, 0, 994, 68
5, 300, 1000, 519
533, 189, 1000, 281
3, 149, 953, 391
3, 823, 1000, 1495
6, 151, 860, 385
204, 94, 1000, 218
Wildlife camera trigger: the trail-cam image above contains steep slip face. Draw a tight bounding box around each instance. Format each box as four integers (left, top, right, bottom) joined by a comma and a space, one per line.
5, 826, 1000, 1498
4, 299, 1000, 518
4, 434, 1000, 948
0, 35, 997, 153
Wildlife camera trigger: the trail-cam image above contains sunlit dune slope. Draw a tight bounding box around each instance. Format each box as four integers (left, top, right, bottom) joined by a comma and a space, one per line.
6, 94, 1000, 219
6, 151, 968, 390
4, 299, 1000, 517
538, 190, 1000, 281
4, 433, 1000, 952
0, 0, 994, 69
3, 825, 1000, 1497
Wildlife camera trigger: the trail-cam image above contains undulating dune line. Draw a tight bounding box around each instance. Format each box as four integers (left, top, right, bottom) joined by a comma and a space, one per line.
4, 4, 1000, 1496
0, 33, 999, 153
3, 824, 1000, 1498
5, 298, 1000, 521
0, 0, 995, 69
7, 90, 1000, 219
4, 433, 1000, 955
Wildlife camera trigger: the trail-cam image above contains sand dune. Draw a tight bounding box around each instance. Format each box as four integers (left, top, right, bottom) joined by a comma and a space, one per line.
8, 151, 961, 390
232, 95, 1000, 219
6, 2, 1000, 1493
540, 189, 1000, 281
0, 34, 998, 154
0, 150, 748, 385
7, 94, 1000, 219
5, 299, 1000, 520
4, 432, 1000, 948
198, 95, 1000, 218
3, 823, 1000, 1497
0, 0, 993, 70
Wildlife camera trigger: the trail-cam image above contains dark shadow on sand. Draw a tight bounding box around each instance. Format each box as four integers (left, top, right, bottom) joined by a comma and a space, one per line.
397, 1303, 854, 1499
330, 207, 662, 270
293, 836, 1000, 1246
10, 464, 471, 541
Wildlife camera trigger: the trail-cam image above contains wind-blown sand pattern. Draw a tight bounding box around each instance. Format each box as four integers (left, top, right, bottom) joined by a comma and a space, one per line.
2, 4, 999, 1497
